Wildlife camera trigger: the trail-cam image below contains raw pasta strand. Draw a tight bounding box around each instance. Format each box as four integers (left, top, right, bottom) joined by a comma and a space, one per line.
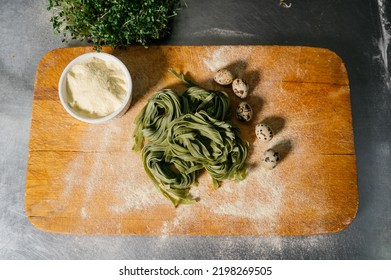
142, 142, 200, 206
165, 112, 247, 188
133, 89, 182, 151
133, 69, 249, 206
182, 86, 230, 121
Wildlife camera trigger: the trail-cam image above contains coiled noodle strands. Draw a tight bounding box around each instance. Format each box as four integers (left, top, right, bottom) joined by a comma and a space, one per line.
142, 143, 201, 206
165, 111, 248, 188
133, 69, 249, 206
133, 89, 182, 151
181, 86, 230, 121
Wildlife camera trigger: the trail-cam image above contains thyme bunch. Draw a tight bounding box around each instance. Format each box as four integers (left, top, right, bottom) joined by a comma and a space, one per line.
48, 0, 180, 50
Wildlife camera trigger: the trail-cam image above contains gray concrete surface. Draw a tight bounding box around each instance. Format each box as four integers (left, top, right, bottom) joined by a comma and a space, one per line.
1, 0, 390, 259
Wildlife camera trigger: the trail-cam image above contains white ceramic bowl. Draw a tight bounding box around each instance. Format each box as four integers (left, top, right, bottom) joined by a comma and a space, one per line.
58, 52, 132, 124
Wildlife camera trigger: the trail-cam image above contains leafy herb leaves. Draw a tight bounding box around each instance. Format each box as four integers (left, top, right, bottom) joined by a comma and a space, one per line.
48, 0, 180, 50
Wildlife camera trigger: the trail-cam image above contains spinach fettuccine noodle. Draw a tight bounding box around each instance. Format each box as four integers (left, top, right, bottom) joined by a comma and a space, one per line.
133, 89, 182, 151
133, 69, 249, 206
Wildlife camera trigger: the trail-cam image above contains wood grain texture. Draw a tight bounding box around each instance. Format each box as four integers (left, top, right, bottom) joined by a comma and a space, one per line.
26, 45, 358, 235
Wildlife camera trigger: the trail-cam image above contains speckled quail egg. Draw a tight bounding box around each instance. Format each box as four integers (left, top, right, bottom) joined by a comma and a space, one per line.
232, 78, 249, 99
255, 123, 273, 142
236, 101, 253, 122
214, 69, 234, 85
262, 149, 280, 169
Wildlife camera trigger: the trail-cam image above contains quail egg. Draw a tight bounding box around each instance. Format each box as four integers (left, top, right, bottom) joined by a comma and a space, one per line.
214, 69, 234, 85
236, 101, 253, 122
255, 123, 273, 141
262, 149, 280, 169
232, 78, 249, 99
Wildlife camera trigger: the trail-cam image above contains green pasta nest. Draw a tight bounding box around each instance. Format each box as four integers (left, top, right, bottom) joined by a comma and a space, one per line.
133, 69, 248, 206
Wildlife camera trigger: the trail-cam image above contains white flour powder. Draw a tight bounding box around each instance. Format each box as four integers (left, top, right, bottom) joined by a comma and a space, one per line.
60, 46, 296, 235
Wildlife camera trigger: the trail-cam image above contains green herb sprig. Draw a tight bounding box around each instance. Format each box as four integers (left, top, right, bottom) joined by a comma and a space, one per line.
48, 0, 180, 50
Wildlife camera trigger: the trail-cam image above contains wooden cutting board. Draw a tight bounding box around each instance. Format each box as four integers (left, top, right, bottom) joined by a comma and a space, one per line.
26, 45, 358, 235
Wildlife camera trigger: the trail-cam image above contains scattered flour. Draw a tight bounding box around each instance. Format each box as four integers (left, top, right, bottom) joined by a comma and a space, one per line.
81, 207, 87, 219
203, 45, 252, 73
160, 205, 195, 237
62, 121, 163, 223
203, 46, 233, 72
192, 27, 256, 40
157, 160, 287, 235
157, 46, 291, 235
108, 178, 162, 213
212, 171, 285, 222
59, 46, 290, 235
57, 46, 351, 236
376, 0, 391, 89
